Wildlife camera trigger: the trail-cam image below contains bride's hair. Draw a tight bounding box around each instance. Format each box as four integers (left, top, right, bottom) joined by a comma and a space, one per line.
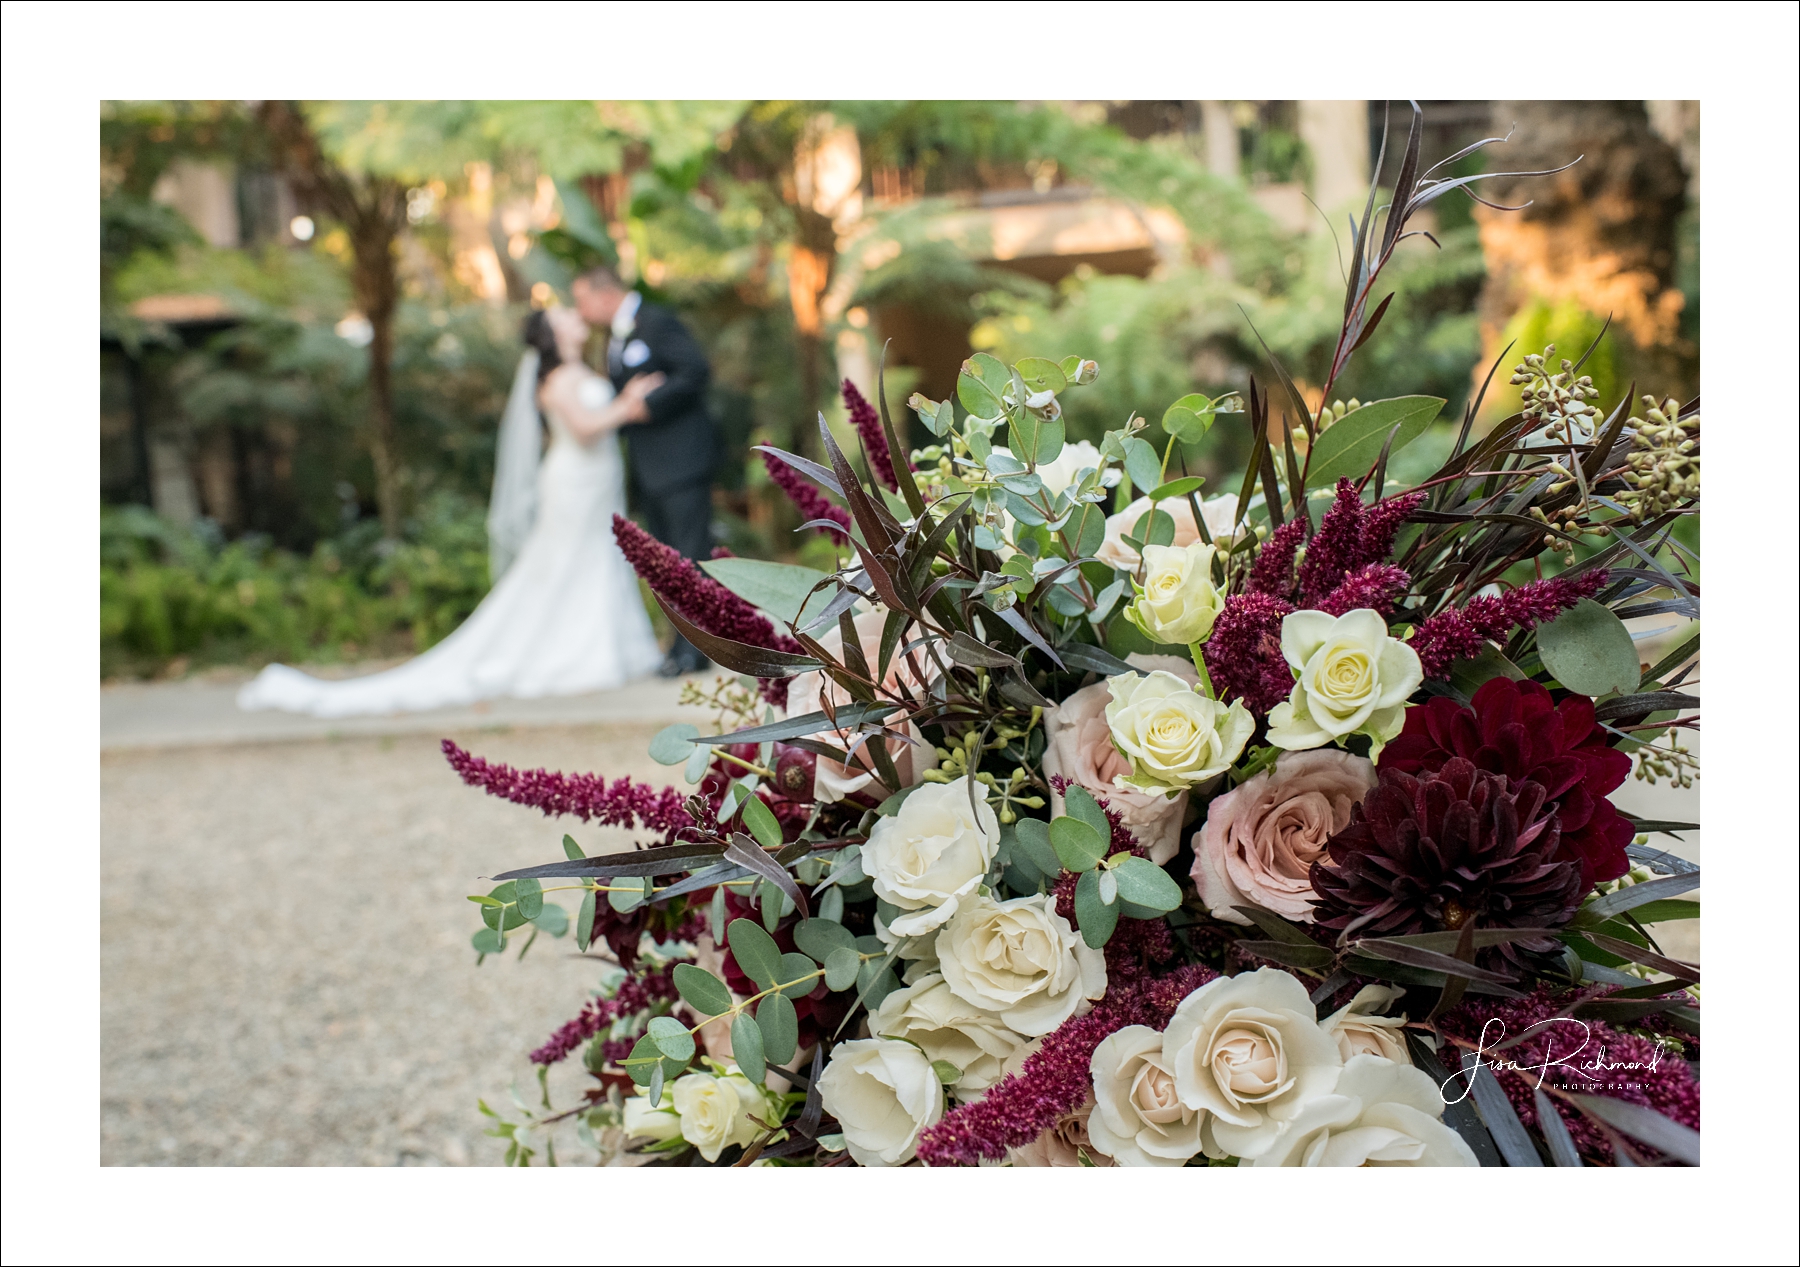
521, 310, 561, 384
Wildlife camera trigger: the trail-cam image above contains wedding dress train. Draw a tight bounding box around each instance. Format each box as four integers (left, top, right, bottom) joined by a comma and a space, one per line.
237, 390, 661, 718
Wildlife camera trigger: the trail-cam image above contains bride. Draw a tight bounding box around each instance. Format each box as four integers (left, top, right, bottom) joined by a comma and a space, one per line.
238, 306, 665, 717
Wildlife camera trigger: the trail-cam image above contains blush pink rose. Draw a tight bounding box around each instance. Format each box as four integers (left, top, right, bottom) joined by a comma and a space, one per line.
785, 607, 939, 803
1042, 654, 1196, 864
1191, 749, 1376, 923
1009, 1093, 1116, 1167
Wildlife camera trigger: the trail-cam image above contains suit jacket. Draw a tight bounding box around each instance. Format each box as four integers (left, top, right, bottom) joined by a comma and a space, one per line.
608, 300, 717, 495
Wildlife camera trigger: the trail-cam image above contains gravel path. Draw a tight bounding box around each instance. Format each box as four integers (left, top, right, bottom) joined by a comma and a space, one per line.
101, 722, 673, 1166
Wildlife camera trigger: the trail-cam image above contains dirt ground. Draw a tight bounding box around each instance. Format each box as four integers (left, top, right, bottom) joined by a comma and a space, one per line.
100, 722, 669, 1166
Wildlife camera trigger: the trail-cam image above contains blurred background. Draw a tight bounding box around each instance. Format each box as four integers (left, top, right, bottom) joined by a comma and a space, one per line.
98, 100, 1700, 1166
100, 100, 1698, 681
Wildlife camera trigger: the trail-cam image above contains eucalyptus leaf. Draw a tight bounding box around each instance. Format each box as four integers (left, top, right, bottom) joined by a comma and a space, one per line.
1537, 599, 1641, 697
731, 1011, 766, 1084
1062, 785, 1113, 843
1073, 870, 1119, 947
648, 723, 700, 766
1122, 436, 1163, 494
512, 876, 543, 920
673, 963, 734, 1016
698, 558, 833, 627
727, 917, 783, 991
824, 946, 862, 992
646, 1015, 696, 1064
777, 951, 820, 998
1050, 817, 1107, 873
575, 890, 596, 952
757, 993, 799, 1066
1011, 818, 1063, 877
739, 795, 783, 851
793, 918, 856, 962
1111, 855, 1182, 912
531, 903, 568, 937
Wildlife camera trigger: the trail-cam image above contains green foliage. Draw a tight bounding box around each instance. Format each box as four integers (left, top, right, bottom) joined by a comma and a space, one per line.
100, 494, 491, 678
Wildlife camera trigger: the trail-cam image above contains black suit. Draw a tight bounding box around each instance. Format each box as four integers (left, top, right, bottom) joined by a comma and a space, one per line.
609, 299, 718, 668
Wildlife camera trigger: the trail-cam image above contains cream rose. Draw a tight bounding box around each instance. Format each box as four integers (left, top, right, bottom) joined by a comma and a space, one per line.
1104, 669, 1253, 794
1087, 1024, 1208, 1166
1192, 749, 1376, 923
1126, 541, 1226, 647
871, 972, 1026, 1094
1319, 984, 1412, 1064
1266, 608, 1423, 759
1009, 1093, 1115, 1166
784, 606, 940, 803
620, 1084, 683, 1145
1252, 1055, 1477, 1167
1097, 493, 1239, 573
934, 892, 1107, 1036
1162, 967, 1344, 1159
862, 776, 1000, 937
816, 1037, 945, 1166
669, 1068, 769, 1163
1042, 655, 1197, 864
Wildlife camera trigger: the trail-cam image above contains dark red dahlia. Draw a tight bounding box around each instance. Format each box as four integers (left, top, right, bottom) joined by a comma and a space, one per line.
1310, 758, 1585, 968
1380, 677, 1633, 886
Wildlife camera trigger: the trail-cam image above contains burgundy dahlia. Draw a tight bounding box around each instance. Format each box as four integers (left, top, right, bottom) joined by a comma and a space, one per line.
1381, 676, 1634, 886
1310, 758, 1585, 968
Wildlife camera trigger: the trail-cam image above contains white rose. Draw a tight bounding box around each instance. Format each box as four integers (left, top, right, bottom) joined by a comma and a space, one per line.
1097, 493, 1239, 572
1087, 1024, 1208, 1166
863, 776, 1000, 937
1104, 669, 1254, 794
669, 1068, 767, 1163
1319, 984, 1412, 1064
934, 892, 1107, 1036
620, 1085, 683, 1144
1162, 967, 1343, 1159
816, 1037, 945, 1166
1266, 608, 1422, 760
1252, 1055, 1477, 1167
871, 972, 1026, 1094
1126, 541, 1226, 646
784, 607, 940, 803
1042, 655, 1197, 863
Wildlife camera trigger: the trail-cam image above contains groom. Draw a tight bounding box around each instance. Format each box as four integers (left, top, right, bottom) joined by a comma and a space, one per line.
573, 265, 718, 677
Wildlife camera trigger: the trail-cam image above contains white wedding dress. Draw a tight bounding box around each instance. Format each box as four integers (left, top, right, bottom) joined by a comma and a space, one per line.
238, 370, 662, 718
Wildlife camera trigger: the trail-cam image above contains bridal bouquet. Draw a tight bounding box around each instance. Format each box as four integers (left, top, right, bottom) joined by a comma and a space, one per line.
448, 112, 1700, 1168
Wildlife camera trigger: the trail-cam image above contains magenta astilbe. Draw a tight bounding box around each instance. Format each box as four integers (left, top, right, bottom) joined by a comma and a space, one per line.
1318, 563, 1413, 617
442, 739, 688, 840
916, 965, 1217, 1166
1439, 987, 1699, 1163
1203, 592, 1295, 714
1248, 518, 1306, 597
1409, 569, 1610, 678
1359, 488, 1425, 563
761, 447, 852, 538
842, 378, 899, 491
530, 965, 683, 1066
613, 513, 805, 706
1298, 480, 1367, 604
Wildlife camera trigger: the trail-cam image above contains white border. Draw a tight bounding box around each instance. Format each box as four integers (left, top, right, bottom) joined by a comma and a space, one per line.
4, 2, 1796, 1264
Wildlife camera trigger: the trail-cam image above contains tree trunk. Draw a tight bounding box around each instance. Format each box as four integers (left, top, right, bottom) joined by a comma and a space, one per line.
257, 101, 411, 539
347, 182, 406, 539
1475, 101, 1694, 412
